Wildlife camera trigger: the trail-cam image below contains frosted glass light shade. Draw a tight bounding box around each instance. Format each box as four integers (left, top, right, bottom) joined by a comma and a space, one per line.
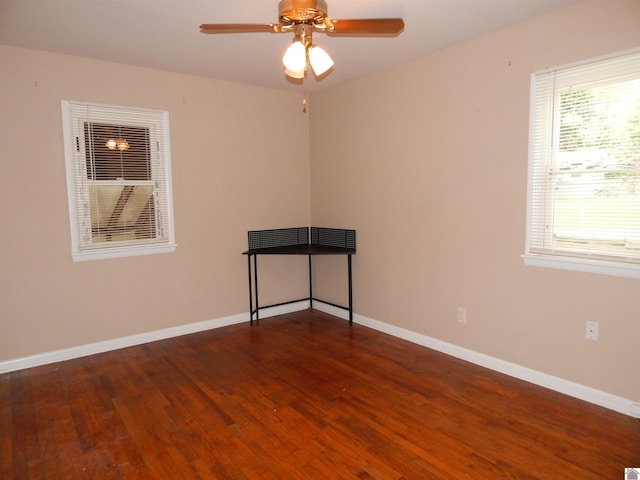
284, 66, 305, 78
283, 41, 306, 78
308, 45, 334, 76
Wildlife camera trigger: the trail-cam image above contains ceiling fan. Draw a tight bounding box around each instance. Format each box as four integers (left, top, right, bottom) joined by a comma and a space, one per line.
200, 0, 404, 80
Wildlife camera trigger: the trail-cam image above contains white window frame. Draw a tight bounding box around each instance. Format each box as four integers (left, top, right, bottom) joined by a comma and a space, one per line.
524, 49, 640, 280
62, 101, 176, 262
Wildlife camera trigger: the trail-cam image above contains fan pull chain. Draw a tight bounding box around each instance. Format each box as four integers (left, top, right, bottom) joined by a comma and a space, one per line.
302, 94, 309, 113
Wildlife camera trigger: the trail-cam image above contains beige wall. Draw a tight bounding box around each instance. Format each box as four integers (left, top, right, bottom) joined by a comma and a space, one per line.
0, 46, 310, 360
309, 0, 640, 402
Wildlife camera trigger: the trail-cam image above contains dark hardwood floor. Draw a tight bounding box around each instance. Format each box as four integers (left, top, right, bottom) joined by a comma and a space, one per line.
2, 309, 639, 479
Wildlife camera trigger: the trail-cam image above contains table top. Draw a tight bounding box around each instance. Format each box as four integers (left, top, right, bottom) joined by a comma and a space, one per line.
243, 244, 356, 256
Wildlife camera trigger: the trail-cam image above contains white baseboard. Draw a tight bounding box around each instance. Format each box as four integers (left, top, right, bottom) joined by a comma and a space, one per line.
251, 300, 311, 321
0, 302, 307, 374
2, 302, 638, 419
313, 303, 640, 419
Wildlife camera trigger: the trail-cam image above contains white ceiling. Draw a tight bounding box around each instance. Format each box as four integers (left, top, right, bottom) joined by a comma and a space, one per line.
0, 0, 580, 93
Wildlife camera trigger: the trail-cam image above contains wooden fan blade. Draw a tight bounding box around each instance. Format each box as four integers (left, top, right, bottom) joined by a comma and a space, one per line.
199, 23, 279, 34
328, 18, 404, 36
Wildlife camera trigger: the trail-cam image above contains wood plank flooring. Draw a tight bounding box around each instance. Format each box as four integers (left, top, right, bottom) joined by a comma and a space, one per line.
2, 309, 639, 479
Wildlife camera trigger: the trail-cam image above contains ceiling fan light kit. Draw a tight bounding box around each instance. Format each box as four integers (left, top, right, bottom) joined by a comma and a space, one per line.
200, 0, 404, 82
282, 22, 334, 79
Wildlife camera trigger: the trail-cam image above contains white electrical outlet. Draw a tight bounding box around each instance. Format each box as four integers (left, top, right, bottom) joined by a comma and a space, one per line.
457, 307, 467, 324
585, 321, 599, 341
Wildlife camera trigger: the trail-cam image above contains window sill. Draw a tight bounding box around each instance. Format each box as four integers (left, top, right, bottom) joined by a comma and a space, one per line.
522, 253, 639, 280
72, 243, 177, 262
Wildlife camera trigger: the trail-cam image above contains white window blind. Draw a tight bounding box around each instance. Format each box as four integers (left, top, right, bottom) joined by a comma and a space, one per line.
525, 49, 640, 279
62, 101, 176, 261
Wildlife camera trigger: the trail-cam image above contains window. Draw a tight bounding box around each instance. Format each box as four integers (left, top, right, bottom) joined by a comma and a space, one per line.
525, 49, 640, 279
62, 101, 176, 261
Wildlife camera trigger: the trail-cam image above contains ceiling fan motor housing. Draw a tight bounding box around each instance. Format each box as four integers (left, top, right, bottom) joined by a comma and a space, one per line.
278, 0, 329, 28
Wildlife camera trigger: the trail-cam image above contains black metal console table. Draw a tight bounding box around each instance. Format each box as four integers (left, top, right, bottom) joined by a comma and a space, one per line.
243, 227, 356, 325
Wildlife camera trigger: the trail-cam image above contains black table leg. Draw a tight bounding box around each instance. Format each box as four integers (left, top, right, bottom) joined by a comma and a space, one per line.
253, 254, 259, 322
308, 254, 313, 310
348, 254, 353, 326
247, 254, 253, 325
